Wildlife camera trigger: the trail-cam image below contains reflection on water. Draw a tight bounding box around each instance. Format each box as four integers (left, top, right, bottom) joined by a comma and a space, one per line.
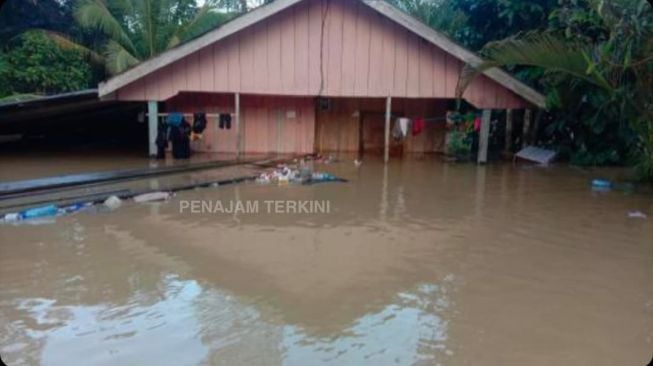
1, 158, 653, 365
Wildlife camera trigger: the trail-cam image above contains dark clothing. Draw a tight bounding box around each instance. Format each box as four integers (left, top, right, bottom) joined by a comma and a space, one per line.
170, 120, 192, 159
155, 122, 169, 160
193, 112, 207, 134
155, 131, 167, 159
219, 113, 232, 130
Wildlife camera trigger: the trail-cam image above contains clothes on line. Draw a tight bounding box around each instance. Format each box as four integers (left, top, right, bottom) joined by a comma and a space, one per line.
219, 113, 232, 130
191, 112, 207, 141
412, 118, 425, 136
392, 117, 411, 140
192, 112, 207, 134
166, 112, 184, 127
170, 118, 192, 159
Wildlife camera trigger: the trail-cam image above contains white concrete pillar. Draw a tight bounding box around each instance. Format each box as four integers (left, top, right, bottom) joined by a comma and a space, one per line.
477, 109, 491, 164
147, 101, 158, 157
384, 96, 392, 163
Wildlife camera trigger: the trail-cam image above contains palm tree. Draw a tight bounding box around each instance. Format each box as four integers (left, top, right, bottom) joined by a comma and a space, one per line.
458, 0, 653, 179
58, 0, 232, 74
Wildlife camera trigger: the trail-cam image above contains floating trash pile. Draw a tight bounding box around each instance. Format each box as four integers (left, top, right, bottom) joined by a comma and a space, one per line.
255, 163, 347, 185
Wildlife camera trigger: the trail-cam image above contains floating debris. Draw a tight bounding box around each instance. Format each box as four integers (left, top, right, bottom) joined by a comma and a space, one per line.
22, 204, 58, 219
255, 164, 347, 186
3, 213, 23, 222
133, 191, 172, 203
104, 196, 123, 210
515, 146, 557, 165
627, 211, 647, 219
591, 179, 613, 191
59, 202, 92, 215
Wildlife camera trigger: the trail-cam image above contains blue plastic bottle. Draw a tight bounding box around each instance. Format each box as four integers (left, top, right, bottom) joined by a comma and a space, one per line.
22, 205, 59, 219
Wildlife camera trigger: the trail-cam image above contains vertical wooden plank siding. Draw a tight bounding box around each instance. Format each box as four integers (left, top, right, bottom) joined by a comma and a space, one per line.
354, 0, 371, 97
294, 1, 310, 93
113, 0, 532, 109
166, 93, 315, 154
393, 25, 408, 97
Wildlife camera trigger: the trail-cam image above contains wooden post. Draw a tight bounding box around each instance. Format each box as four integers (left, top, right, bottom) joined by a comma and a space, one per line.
235, 93, 241, 158
147, 101, 158, 157
477, 109, 491, 164
530, 110, 542, 144
505, 109, 513, 154
384, 96, 392, 163
522, 109, 532, 147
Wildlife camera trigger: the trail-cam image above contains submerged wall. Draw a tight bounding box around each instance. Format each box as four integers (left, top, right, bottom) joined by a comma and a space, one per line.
316, 97, 447, 154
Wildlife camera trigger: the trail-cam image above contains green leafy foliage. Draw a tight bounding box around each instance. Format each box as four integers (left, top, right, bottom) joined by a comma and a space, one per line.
388, 0, 557, 50
0, 32, 93, 97
458, 0, 653, 179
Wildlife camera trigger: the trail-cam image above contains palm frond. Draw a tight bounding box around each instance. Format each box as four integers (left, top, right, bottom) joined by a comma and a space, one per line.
75, 0, 139, 56
457, 32, 615, 101
104, 40, 140, 74
168, 5, 227, 48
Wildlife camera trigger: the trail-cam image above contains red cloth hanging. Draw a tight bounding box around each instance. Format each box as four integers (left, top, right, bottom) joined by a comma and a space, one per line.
412, 118, 426, 136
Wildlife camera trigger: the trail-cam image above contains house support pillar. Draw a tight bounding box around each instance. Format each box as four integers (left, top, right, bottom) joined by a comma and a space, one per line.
477, 109, 491, 164
235, 93, 241, 158
147, 101, 158, 157
505, 109, 513, 154
384, 96, 392, 163
531, 110, 542, 144
522, 109, 532, 147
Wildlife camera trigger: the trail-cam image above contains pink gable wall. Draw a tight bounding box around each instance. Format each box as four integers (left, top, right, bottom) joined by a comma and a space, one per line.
115, 0, 529, 109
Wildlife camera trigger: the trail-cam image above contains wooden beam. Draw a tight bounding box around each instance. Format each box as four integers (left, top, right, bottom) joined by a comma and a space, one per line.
235, 93, 241, 157
384, 97, 392, 163
147, 101, 158, 157
477, 109, 491, 164
505, 109, 513, 154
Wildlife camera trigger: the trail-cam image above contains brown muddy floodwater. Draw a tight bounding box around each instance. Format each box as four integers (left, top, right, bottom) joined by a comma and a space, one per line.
1, 158, 653, 365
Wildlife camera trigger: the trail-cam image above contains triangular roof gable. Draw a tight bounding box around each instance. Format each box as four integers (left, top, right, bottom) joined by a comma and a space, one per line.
99, 0, 545, 108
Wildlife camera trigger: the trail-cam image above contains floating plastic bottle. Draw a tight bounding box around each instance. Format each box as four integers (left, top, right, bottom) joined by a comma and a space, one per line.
22, 205, 58, 219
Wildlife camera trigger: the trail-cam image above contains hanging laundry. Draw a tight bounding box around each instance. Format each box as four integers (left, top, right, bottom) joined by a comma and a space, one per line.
392, 117, 411, 140
412, 118, 426, 136
191, 112, 207, 141
155, 119, 169, 159
167, 112, 184, 127
193, 112, 207, 134
155, 129, 168, 159
474, 116, 482, 132
219, 113, 232, 130
170, 117, 192, 159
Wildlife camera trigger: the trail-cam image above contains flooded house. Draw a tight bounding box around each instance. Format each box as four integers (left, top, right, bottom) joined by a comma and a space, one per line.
99, 0, 545, 163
